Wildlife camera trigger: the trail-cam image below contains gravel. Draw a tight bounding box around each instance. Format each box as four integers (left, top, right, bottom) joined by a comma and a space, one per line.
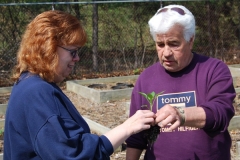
63, 90, 240, 160
0, 89, 239, 159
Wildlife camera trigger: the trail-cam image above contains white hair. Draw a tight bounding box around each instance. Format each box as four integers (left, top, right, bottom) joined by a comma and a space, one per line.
148, 4, 195, 42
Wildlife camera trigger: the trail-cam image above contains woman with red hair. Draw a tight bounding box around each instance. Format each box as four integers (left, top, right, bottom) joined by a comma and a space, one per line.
4, 10, 155, 160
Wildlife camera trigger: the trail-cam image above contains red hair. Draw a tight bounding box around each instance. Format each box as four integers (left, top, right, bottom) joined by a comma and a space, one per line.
12, 10, 87, 82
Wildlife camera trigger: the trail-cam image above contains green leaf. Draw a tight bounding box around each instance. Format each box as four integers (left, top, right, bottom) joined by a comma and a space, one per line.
146, 91, 155, 106
139, 91, 164, 111
155, 91, 165, 97
139, 92, 148, 99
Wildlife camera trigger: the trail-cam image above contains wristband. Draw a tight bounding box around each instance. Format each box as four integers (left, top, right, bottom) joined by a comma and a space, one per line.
173, 106, 185, 126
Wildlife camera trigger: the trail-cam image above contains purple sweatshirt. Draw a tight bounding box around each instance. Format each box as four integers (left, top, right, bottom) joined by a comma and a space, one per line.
126, 53, 235, 160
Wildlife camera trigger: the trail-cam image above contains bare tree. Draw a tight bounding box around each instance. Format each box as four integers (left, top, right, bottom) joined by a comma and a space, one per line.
92, 0, 99, 72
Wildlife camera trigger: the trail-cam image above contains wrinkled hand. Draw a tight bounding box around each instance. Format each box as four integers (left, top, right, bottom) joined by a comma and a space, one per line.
124, 110, 155, 136
155, 104, 184, 131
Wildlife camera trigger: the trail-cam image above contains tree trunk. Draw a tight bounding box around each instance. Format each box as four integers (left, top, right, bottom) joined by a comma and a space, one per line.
73, 0, 81, 20
206, 2, 213, 57
92, 1, 99, 72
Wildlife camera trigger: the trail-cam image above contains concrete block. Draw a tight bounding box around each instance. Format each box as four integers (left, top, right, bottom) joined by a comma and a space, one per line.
228, 65, 240, 78
229, 116, 240, 131
236, 141, 240, 158
83, 116, 123, 152
235, 88, 240, 94
0, 87, 12, 95
66, 75, 139, 103
125, 101, 130, 116
0, 104, 7, 117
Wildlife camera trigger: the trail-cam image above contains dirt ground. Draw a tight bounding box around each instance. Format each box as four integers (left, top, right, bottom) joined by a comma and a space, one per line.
62, 90, 130, 159
62, 90, 240, 160
0, 89, 240, 159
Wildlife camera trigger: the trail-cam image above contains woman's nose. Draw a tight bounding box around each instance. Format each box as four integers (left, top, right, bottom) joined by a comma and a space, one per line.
73, 54, 80, 62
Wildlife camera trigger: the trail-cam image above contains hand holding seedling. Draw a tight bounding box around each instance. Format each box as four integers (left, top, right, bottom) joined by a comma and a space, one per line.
139, 91, 164, 145
155, 104, 185, 131
123, 110, 155, 136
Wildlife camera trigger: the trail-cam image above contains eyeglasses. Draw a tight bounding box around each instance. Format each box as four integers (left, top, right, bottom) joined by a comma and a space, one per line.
157, 7, 185, 15
58, 45, 82, 58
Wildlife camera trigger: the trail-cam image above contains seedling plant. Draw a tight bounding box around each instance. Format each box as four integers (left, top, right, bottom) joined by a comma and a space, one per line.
139, 91, 164, 145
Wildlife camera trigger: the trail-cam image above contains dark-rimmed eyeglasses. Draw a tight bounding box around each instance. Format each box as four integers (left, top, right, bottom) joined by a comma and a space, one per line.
58, 45, 82, 58
157, 7, 185, 15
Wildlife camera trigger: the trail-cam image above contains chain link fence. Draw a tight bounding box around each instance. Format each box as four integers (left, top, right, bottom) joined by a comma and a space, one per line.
0, 0, 240, 87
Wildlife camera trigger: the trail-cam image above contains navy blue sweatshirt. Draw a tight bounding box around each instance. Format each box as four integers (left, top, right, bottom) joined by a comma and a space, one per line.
4, 72, 113, 160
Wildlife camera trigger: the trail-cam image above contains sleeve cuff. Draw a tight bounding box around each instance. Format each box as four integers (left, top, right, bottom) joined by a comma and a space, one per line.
201, 107, 215, 130
100, 135, 114, 156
